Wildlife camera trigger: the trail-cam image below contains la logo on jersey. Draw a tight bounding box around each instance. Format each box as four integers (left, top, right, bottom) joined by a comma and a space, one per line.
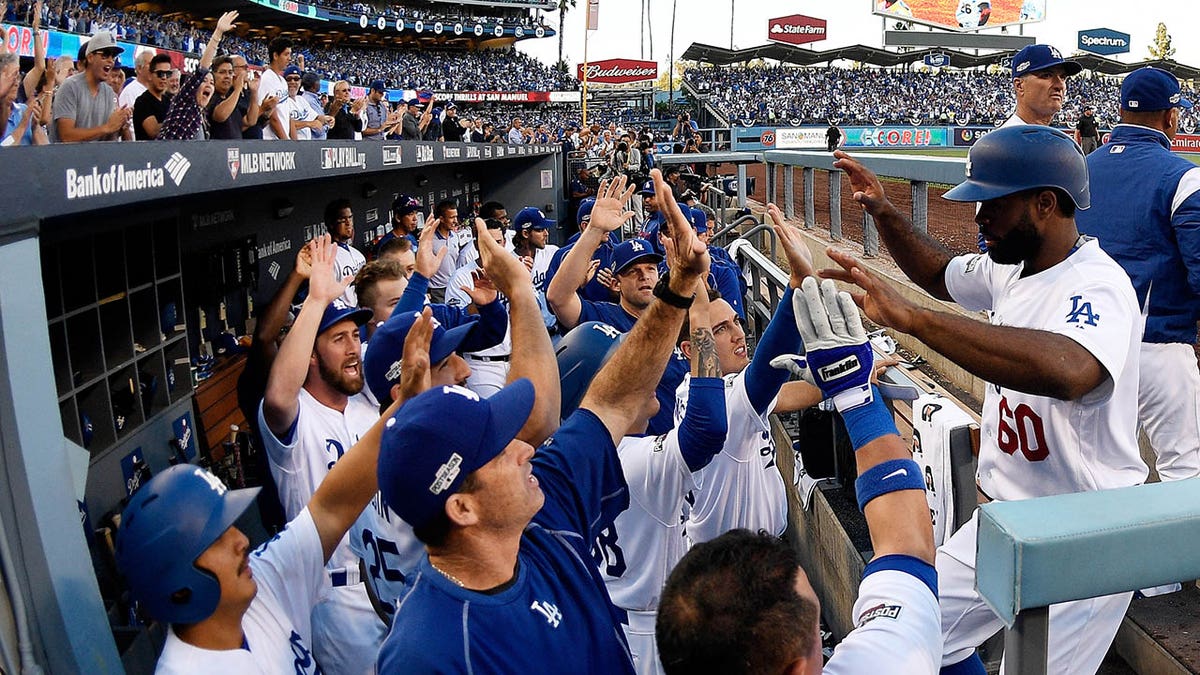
530, 600, 562, 628
1065, 295, 1100, 327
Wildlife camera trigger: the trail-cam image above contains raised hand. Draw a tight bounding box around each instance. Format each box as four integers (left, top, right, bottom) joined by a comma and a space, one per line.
595, 265, 616, 291
215, 10, 238, 34
476, 217, 530, 297
589, 175, 637, 234
831, 151, 892, 217
307, 234, 351, 304
415, 217, 447, 279
651, 169, 709, 286
294, 239, 314, 279
819, 248, 921, 334
767, 202, 815, 287
461, 269, 499, 307
791, 276, 874, 412
398, 307, 433, 402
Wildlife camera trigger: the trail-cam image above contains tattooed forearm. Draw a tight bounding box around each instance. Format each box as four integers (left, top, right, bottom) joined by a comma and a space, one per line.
690, 327, 721, 378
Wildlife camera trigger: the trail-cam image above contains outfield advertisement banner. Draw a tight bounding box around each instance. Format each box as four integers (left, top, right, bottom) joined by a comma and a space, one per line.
844, 127, 947, 147
775, 128, 828, 149
733, 125, 953, 151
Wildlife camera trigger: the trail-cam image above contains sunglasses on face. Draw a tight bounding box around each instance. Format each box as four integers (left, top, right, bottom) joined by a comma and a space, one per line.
286, 76, 301, 82
153, 70, 172, 78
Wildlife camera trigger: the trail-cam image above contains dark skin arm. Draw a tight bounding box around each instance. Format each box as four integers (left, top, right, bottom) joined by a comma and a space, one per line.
832, 151, 954, 301
251, 242, 312, 363
821, 248, 1107, 401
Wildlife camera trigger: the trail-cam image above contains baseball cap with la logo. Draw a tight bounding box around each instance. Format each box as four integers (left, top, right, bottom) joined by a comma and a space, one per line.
1010, 44, 1082, 78
612, 238, 663, 275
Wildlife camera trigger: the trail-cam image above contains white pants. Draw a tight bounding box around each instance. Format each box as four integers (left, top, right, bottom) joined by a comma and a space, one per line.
311, 581, 387, 675
624, 609, 665, 675
466, 356, 510, 399
938, 512, 1132, 674
1138, 342, 1200, 481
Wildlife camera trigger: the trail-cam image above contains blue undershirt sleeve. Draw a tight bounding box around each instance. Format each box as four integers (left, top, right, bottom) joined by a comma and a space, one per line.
744, 288, 801, 414
675, 377, 728, 472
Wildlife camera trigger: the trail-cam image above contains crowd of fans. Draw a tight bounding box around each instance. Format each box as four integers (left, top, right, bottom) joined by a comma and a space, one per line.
686, 64, 1200, 131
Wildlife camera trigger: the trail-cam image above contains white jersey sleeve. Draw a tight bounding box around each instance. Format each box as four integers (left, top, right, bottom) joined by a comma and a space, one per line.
943, 252, 1005, 313
334, 243, 366, 307
681, 373, 788, 543
824, 570, 942, 674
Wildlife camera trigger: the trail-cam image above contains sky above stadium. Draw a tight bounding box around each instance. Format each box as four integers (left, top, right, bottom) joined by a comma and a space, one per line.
517, 1, 1198, 74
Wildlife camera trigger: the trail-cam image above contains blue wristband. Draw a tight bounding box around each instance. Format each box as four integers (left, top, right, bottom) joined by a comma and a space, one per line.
855, 458, 925, 512
839, 385, 898, 451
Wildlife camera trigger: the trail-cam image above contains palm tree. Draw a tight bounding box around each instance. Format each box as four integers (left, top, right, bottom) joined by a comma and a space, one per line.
557, 0, 576, 72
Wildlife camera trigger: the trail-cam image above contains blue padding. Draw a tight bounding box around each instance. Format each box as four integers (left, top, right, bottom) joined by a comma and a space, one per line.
976, 478, 1200, 627
840, 386, 899, 450
854, 458, 925, 512
940, 653, 986, 675
864, 553, 937, 597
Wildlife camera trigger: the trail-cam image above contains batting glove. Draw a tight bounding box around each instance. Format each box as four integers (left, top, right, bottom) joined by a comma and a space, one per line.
789, 277, 875, 412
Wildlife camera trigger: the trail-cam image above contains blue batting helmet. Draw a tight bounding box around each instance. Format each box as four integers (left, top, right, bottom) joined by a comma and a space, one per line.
556, 322, 624, 420
115, 464, 260, 624
943, 125, 1090, 209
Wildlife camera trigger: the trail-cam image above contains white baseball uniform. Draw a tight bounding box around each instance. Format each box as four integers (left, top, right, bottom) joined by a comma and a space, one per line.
334, 241, 366, 307
824, 569, 942, 674
347, 492, 426, 623
675, 372, 789, 545
445, 261, 512, 398
257, 390, 385, 675
155, 509, 325, 674
936, 242, 1145, 672
529, 244, 560, 292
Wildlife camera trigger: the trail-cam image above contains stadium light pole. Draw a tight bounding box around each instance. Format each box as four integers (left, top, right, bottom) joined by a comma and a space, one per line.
669, 0, 677, 106
729, 0, 734, 50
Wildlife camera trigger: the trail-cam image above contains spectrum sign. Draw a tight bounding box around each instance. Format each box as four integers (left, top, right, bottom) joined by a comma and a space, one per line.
1078, 28, 1131, 56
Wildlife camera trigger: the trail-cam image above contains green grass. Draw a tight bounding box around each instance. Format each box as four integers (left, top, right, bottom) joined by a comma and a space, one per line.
860, 146, 1200, 164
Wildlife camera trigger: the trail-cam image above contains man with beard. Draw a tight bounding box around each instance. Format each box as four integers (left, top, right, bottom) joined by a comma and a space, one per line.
326, 198, 367, 306
259, 233, 386, 675
832, 126, 1143, 675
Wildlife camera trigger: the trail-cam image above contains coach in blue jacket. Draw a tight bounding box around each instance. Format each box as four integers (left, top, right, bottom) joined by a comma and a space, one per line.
1076, 66, 1200, 482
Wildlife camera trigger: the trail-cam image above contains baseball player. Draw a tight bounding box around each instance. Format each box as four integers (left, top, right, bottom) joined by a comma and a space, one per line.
554, 282, 729, 673
375, 193, 422, 255
955, 0, 991, 29
676, 206, 824, 546
446, 218, 513, 397
656, 274, 940, 675
541, 197, 621, 303
833, 127, 1144, 674
256, 234, 384, 673
325, 198, 367, 306
375, 178, 710, 672
115, 308, 432, 674
427, 199, 465, 304
1076, 68, 1200, 484
511, 206, 561, 291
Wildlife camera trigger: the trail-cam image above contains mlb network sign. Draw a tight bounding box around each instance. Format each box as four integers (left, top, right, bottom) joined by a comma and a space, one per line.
1078, 28, 1130, 56
767, 15, 827, 46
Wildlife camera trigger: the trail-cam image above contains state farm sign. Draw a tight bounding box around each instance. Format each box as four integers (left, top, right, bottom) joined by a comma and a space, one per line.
767, 15, 827, 46
577, 59, 658, 85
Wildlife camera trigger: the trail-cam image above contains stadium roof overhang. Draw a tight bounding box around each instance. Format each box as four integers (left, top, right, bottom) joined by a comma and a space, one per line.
681, 42, 1200, 80
119, 0, 553, 50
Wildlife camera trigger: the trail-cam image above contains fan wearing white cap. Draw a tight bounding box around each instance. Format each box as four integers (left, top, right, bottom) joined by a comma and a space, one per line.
1077, 67, 1200, 489
51, 31, 132, 142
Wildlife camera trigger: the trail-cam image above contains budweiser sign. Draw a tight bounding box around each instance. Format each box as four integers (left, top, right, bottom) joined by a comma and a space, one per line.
577, 59, 658, 85
767, 14, 827, 46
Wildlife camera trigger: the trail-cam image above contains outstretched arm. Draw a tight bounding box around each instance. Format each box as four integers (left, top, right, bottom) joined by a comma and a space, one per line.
251, 242, 312, 364
200, 11, 237, 70
821, 248, 1106, 400
261, 235, 350, 437
582, 170, 710, 446
475, 217, 560, 445
677, 277, 727, 472
309, 308, 431, 561
832, 152, 954, 300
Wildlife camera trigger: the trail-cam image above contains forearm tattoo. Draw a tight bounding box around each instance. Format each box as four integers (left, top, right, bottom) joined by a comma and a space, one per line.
690, 327, 721, 378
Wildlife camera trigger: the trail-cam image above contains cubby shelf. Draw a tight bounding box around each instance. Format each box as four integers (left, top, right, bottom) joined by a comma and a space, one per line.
42, 221, 192, 459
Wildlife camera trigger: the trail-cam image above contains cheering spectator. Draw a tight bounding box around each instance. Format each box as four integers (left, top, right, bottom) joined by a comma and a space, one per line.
159, 11, 238, 141
325, 80, 365, 140
362, 80, 390, 140
258, 37, 292, 140
51, 31, 131, 142
132, 54, 172, 140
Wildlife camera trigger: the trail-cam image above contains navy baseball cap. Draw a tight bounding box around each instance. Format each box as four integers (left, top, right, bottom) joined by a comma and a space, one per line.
393, 193, 422, 217
319, 299, 372, 336
690, 207, 708, 234
283, 65, 302, 78
577, 197, 596, 224
513, 206, 555, 231
1122, 67, 1193, 111
370, 79, 386, 92
638, 180, 656, 196
378, 380, 535, 530
612, 238, 663, 275
1010, 44, 1081, 78
406, 98, 422, 107
364, 311, 473, 402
